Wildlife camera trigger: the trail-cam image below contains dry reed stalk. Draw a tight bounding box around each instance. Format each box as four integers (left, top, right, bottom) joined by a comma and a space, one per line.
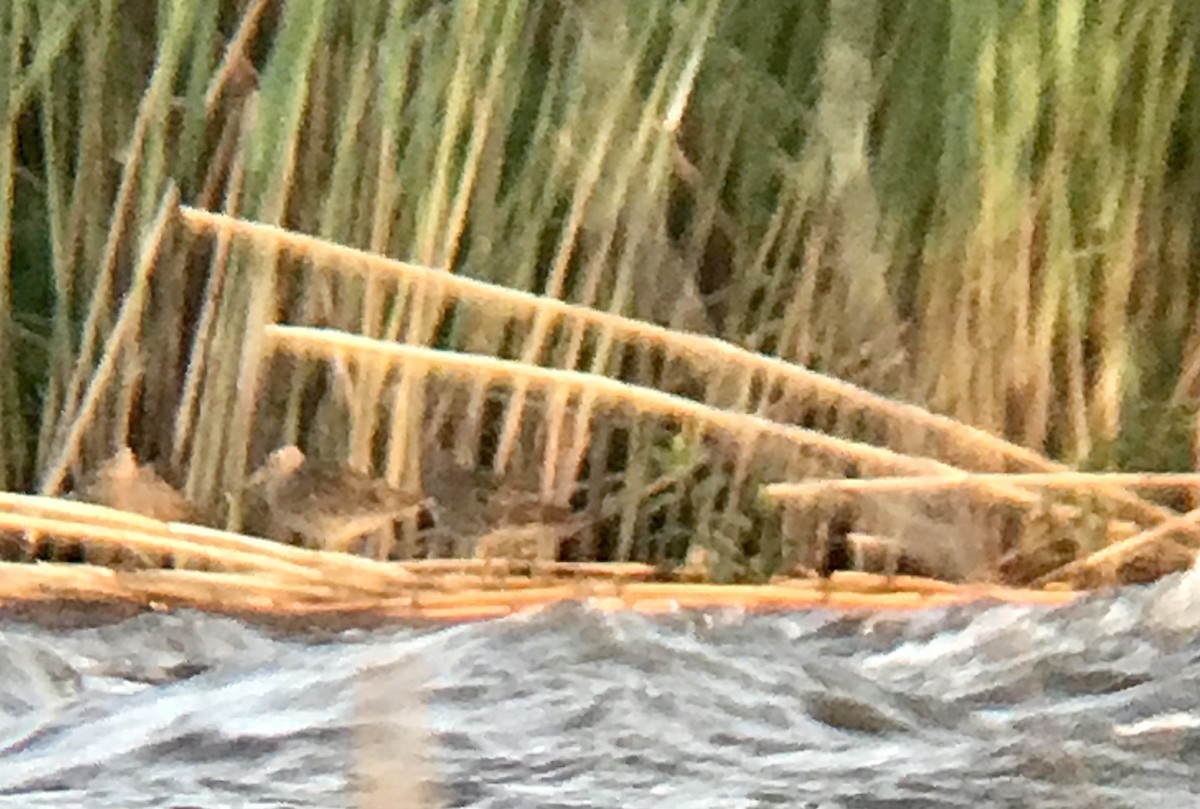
765, 472, 1200, 500
0, 511, 322, 580
177, 208, 1179, 527
340, 600, 516, 623
817, 570, 964, 596
203, 0, 271, 114
396, 558, 656, 579
40, 187, 180, 495
162, 522, 418, 590
0, 491, 186, 532
408, 583, 581, 610
45, 3, 198, 465
1034, 505, 1200, 587
595, 581, 1079, 611
115, 568, 362, 605
172, 104, 253, 474
769, 472, 1200, 585
20, 501, 429, 596
406, 570, 635, 595
0, 561, 1078, 619
265, 324, 1045, 507
0, 493, 417, 596
0, 561, 123, 598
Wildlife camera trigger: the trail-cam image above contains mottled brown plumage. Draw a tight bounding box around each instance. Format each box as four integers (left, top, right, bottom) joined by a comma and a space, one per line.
76, 447, 194, 522
421, 455, 587, 560
64, 447, 193, 568
246, 445, 427, 552
472, 519, 585, 565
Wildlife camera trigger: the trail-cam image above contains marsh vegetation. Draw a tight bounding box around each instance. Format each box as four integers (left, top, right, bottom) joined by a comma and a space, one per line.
4, 0, 1200, 610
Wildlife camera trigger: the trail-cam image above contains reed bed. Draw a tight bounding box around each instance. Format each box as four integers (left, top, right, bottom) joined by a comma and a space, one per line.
3, 0, 1200, 613
183, 209, 1190, 583
0, 482, 1083, 621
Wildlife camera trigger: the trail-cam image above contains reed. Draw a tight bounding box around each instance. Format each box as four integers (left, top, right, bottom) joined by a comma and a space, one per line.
2, 0, 1200, 591
766, 473, 1200, 500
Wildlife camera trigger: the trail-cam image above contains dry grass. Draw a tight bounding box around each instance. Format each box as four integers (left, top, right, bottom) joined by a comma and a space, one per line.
2, 0, 1200, 602
176, 207, 1192, 581
766, 472, 1200, 499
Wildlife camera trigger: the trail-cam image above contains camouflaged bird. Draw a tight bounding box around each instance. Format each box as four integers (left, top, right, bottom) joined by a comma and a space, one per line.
75, 447, 195, 523
471, 515, 590, 583
60, 447, 195, 568
473, 520, 576, 564
246, 445, 428, 553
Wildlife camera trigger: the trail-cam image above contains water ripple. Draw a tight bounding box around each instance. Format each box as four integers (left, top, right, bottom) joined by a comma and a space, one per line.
0, 570, 1197, 807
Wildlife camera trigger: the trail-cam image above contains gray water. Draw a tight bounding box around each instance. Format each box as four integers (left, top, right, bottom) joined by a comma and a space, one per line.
2, 570, 1200, 809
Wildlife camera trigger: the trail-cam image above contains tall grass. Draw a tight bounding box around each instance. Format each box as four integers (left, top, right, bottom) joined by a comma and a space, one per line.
5, 0, 1200, 576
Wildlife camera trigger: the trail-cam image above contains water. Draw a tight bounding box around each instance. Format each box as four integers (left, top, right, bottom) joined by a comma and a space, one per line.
1, 570, 1200, 808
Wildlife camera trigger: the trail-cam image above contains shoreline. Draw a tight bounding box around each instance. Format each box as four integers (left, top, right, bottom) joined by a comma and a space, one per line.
0, 568, 1081, 635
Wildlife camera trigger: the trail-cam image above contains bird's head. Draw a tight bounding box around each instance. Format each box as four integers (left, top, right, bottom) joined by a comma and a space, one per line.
246, 444, 306, 489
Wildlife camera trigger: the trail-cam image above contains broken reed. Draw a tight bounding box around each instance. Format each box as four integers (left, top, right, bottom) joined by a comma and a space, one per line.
766, 472, 1200, 585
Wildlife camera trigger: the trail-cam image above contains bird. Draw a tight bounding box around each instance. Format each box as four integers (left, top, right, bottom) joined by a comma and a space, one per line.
245, 445, 429, 554
61, 447, 194, 568
422, 453, 591, 562
473, 518, 583, 564
471, 515, 590, 584
74, 447, 195, 523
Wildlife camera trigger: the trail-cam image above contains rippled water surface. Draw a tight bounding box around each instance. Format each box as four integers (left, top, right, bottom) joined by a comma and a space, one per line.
2, 569, 1200, 808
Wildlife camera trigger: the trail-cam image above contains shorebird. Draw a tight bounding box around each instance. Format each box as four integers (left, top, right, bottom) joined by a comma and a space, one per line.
58, 447, 194, 568
471, 511, 590, 586
473, 518, 584, 564
422, 453, 593, 563
75, 447, 194, 523
246, 445, 429, 553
